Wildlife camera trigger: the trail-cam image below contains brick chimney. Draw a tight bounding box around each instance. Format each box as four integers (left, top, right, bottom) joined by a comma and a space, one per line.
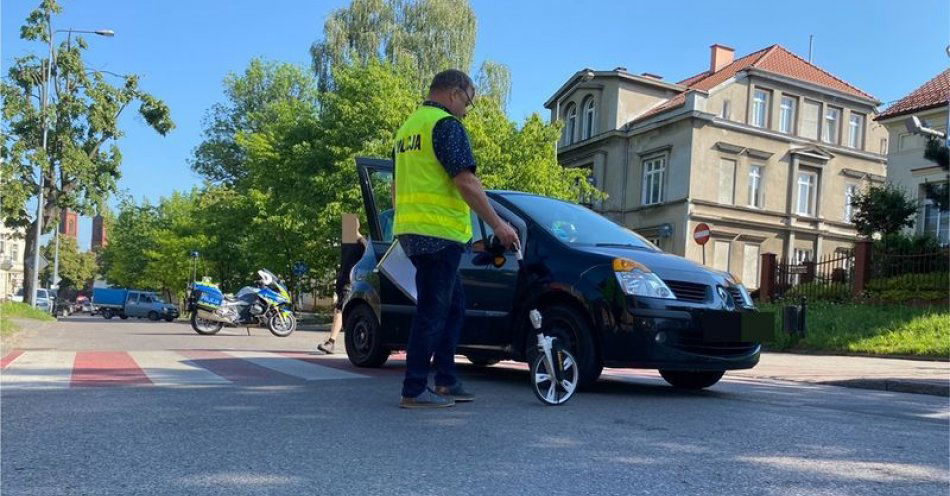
709, 44, 735, 73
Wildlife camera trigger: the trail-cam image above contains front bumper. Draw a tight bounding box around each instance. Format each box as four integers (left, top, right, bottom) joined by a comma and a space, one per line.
601, 304, 774, 371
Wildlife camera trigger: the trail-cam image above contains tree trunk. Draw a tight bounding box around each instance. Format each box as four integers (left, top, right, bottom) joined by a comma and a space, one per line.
21, 219, 39, 306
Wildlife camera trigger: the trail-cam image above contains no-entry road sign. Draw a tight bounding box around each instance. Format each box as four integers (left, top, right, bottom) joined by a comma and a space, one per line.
693, 223, 711, 245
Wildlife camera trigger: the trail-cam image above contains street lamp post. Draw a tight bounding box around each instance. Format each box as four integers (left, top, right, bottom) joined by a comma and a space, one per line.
30, 26, 113, 307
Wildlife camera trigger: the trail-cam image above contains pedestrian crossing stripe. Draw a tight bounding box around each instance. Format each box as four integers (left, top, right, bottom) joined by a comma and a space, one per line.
0, 350, 368, 389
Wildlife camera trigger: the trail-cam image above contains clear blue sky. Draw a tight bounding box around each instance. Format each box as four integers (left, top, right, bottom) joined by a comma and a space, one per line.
3, 0, 948, 250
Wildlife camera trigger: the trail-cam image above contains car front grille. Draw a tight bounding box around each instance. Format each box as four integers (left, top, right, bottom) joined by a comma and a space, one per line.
665, 280, 709, 303
671, 329, 759, 357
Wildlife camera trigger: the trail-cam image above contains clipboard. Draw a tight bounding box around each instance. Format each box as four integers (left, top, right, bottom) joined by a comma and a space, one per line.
377, 241, 417, 304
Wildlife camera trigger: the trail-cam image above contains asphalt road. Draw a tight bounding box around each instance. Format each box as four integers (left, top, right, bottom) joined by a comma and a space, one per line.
2, 316, 948, 496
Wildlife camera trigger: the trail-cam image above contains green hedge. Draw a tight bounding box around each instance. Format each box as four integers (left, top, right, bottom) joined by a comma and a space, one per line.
865, 272, 948, 304
759, 302, 949, 357
783, 282, 851, 303
0, 301, 56, 337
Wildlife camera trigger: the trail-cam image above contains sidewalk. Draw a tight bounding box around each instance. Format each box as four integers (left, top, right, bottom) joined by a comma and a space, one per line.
731, 352, 950, 397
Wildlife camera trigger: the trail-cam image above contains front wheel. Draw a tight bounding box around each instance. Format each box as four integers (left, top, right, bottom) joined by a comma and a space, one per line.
267, 312, 296, 337
147, 311, 160, 321
344, 304, 389, 368
659, 370, 725, 390
525, 305, 602, 389
190, 312, 223, 335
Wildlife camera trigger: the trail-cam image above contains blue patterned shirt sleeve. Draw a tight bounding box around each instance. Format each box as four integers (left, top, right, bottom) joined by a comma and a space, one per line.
431, 116, 476, 177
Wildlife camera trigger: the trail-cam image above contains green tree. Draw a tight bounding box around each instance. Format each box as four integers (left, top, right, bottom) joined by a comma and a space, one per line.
191, 59, 318, 185
100, 197, 160, 289
1, 0, 173, 305
850, 184, 917, 237
310, 0, 497, 96
39, 236, 96, 289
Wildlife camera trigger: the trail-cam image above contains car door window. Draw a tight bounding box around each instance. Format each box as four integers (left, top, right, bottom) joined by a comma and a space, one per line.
470, 213, 490, 253
127, 294, 138, 304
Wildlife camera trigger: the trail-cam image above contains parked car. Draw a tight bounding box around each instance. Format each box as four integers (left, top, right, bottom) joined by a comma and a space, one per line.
10, 288, 54, 314
92, 288, 179, 321
342, 158, 774, 390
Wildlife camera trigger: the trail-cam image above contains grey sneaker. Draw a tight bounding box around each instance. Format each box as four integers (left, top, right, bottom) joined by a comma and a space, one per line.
435, 383, 474, 402
399, 388, 455, 409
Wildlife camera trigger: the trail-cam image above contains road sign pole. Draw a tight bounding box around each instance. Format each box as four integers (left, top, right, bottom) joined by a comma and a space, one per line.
702, 244, 706, 265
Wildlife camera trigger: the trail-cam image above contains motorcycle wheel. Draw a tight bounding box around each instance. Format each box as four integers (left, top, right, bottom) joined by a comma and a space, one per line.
267, 312, 296, 337
191, 312, 223, 335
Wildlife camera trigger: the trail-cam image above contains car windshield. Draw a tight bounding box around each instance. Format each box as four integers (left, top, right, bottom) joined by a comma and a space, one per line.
503, 194, 659, 251
37, 289, 48, 299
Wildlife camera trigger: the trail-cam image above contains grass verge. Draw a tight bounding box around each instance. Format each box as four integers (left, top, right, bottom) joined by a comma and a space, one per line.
1, 301, 56, 338
759, 302, 949, 358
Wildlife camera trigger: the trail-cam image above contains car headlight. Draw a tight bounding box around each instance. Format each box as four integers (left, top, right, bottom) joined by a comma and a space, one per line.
613, 258, 676, 299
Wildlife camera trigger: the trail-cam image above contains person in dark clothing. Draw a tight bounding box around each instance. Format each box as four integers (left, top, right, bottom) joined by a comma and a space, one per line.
318, 214, 367, 354
393, 69, 519, 408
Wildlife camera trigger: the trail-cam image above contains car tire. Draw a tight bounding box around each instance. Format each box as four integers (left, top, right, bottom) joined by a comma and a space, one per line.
344, 304, 389, 368
119, 314, 128, 320
464, 355, 500, 367
659, 370, 725, 390
164, 316, 175, 322
526, 305, 602, 389
102, 309, 114, 320
147, 311, 160, 321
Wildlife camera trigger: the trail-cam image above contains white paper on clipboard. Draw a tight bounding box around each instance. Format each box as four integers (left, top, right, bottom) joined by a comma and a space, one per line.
377, 241, 417, 303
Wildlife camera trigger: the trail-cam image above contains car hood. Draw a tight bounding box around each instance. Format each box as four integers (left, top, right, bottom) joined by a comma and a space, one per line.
580, 246, 734, 286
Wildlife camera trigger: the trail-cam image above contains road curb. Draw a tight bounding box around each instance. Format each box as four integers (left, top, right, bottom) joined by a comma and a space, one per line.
818, 378, 949, 397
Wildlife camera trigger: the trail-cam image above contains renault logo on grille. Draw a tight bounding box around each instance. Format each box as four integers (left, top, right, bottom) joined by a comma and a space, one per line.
717, 286, 735, 310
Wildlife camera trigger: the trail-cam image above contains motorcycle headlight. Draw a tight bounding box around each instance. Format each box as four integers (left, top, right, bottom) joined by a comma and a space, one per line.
613, 258, 676, 300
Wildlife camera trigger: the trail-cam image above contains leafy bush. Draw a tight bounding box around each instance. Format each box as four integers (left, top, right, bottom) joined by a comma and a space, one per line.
0, 301, 55, 337
783, 282, 852, 303
865, 272, 949, 304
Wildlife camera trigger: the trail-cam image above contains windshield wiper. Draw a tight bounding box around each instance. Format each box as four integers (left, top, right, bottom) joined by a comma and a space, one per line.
594, 243, 650, 250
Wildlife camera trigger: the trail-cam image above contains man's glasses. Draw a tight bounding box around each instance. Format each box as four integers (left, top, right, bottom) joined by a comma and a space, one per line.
459, 87, 476, 109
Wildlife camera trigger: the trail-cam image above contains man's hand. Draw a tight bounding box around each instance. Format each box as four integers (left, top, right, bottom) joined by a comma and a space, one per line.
492, 221, 520, 251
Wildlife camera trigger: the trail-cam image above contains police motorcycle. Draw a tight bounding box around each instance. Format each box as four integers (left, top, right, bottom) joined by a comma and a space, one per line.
186, 269, 297, 337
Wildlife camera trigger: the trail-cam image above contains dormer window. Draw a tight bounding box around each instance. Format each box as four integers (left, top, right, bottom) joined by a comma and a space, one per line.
564, 103, 577, 145
582, 97, 596, 140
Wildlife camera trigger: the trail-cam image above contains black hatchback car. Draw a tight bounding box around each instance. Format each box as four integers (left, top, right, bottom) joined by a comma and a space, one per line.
343, 157, 774, 390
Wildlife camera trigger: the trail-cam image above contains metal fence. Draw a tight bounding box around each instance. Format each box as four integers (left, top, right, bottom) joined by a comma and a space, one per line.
772, 250, 854, 301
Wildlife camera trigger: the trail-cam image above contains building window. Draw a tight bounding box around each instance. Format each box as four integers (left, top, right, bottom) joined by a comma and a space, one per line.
801, 100, 821, 140
742, 244, 760, 289
848, 113, 865, 149
713, 240, 731, 271
844, 184, 858, 223
581, 97, 595, 140
721, 99, 732, 120
880, 138, 888, 155
564, 103, 577, 145
793, 248, 813, 263
748, 165, 763, 208
823, 106, 841, 144
641, 155, 667, 206
796, 171, 817, 216
751, 89, 770, 128
921, 188, 949, 245
779, 96, 797, 134
718, 158, 736, 204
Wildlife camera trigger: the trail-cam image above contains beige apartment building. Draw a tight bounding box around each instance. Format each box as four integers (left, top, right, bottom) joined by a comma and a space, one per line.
875, 68, 949, 245
545, 44, 887, 287
0, 222, 26, 299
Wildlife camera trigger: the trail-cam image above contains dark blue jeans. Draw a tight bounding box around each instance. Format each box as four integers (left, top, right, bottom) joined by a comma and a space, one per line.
401, 244, 465, 398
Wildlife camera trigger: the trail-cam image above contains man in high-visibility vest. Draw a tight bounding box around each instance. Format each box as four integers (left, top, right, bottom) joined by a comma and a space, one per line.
394, 69, 519, 408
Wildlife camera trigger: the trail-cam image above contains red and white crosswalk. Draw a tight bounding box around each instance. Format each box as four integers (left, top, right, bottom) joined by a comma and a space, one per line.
0, 350, 370, 389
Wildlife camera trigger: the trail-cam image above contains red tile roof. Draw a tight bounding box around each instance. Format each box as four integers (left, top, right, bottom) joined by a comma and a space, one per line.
876, 68, 950, 121
631, 45, 876, 125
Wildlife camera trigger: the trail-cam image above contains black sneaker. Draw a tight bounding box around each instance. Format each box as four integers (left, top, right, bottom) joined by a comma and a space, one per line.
435, 383, 474, 402
399, 388, 455, 409
317, 340, 335, 354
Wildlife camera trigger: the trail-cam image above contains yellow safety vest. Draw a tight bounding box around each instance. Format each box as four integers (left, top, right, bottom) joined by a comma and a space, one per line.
392, 106, 472, 243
